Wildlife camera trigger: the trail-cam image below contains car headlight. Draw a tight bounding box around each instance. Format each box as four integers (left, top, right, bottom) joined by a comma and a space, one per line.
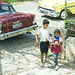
52, 5, 55, 10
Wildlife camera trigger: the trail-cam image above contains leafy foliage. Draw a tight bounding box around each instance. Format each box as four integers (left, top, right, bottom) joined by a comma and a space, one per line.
65, 20, 75, 30
65, 20, 75, 37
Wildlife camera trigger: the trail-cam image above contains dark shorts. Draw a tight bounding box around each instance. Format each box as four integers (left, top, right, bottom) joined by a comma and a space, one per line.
40, 41, 49, 54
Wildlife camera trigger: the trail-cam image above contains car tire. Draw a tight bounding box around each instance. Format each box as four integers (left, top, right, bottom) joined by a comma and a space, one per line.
60, 10, 68, 20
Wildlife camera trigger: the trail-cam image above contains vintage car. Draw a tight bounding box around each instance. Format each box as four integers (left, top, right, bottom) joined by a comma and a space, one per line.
38, 0, 75, 19
0, 1, 38, 40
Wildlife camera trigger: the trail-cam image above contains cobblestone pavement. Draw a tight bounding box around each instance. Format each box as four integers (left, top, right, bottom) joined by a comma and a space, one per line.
0, 2, 75, 75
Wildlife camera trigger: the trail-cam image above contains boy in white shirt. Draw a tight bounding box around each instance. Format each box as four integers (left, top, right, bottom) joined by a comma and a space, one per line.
36, 19, 52, 67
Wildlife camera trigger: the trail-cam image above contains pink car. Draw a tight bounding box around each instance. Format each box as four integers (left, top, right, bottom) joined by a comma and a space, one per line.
0, 1, 38, 40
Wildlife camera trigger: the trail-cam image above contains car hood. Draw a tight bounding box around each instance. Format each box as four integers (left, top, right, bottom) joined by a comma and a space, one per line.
39, 0, 64, 8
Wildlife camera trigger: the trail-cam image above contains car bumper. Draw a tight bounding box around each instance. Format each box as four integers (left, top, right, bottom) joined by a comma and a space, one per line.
38, 6, 60, 17
0, 24, 38, 40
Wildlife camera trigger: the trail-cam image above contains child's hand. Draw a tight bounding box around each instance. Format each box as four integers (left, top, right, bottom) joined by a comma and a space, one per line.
46, 38, 48, 41
54, 43, 60, 45
57, 44, 60, 46
36, 41, 39, 46
54, 43, 58, 45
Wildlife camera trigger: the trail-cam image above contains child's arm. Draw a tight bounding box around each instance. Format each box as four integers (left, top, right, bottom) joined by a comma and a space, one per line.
36, 34, 39, 46
59, 37, 63, 46
50, 42, 63, 46
50, 42, 58, 45
49, 36, 55, 45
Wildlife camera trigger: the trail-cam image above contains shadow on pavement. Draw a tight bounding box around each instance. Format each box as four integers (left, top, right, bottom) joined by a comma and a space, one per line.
0, 33, 36, 51
41, 15, 63, 21
42, 14, 75, 21
0, 33, 39, 63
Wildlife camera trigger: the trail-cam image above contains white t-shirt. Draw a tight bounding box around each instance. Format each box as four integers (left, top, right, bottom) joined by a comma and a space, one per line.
37, 26, 51, 42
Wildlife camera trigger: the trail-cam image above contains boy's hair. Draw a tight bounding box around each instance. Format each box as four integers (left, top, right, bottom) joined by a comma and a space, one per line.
54, 29, 60, 35
43, 19, 49, 25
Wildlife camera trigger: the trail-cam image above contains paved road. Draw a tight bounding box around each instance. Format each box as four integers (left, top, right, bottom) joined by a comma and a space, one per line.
17, 67, 70, 75
0, 2, 74, 75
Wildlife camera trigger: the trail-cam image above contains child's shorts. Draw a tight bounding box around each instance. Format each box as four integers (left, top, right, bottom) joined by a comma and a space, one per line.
40, 41, 49, 54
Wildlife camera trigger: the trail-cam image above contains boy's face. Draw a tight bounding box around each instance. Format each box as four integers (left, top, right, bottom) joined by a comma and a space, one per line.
43, 24, 49, 29
54, 33, 60, 37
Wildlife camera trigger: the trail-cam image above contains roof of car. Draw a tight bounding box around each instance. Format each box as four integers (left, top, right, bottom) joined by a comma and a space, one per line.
0, 1, 9, 4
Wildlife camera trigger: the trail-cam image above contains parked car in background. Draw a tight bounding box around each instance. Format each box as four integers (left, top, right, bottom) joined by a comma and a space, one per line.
0, 1, 38, 40
38, 0, 75, 19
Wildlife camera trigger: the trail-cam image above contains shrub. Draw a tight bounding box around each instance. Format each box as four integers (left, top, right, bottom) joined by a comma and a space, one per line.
65, 20, 75, 30
65, 20, 75, 37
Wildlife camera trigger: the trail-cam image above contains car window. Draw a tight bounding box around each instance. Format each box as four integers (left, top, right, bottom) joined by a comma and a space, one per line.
1, 5, 9, 11
10, 5, 16, 12
0, 4, 16, 15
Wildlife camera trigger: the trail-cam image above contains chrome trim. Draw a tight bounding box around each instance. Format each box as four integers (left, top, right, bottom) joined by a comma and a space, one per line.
0, 24, 38, 40
38, 7, 60, 17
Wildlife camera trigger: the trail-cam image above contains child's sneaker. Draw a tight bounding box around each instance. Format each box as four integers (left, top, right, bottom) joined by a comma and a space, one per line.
40, 63, 44, 67
52, 63, 56, 67
55, 65, 59, 71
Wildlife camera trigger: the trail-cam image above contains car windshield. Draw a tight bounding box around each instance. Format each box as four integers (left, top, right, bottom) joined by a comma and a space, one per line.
0, 4, 16, 16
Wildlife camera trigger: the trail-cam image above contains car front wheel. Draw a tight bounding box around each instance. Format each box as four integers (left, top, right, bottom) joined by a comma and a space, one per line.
60, 10, 68, 19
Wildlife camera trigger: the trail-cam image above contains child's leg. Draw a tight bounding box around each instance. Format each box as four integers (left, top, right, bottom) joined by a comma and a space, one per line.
41, 53, 44, 63
40, 42, 44, 63
45, 53, 47, 59
53, 53, 59, 65
44, 53, 48, 63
